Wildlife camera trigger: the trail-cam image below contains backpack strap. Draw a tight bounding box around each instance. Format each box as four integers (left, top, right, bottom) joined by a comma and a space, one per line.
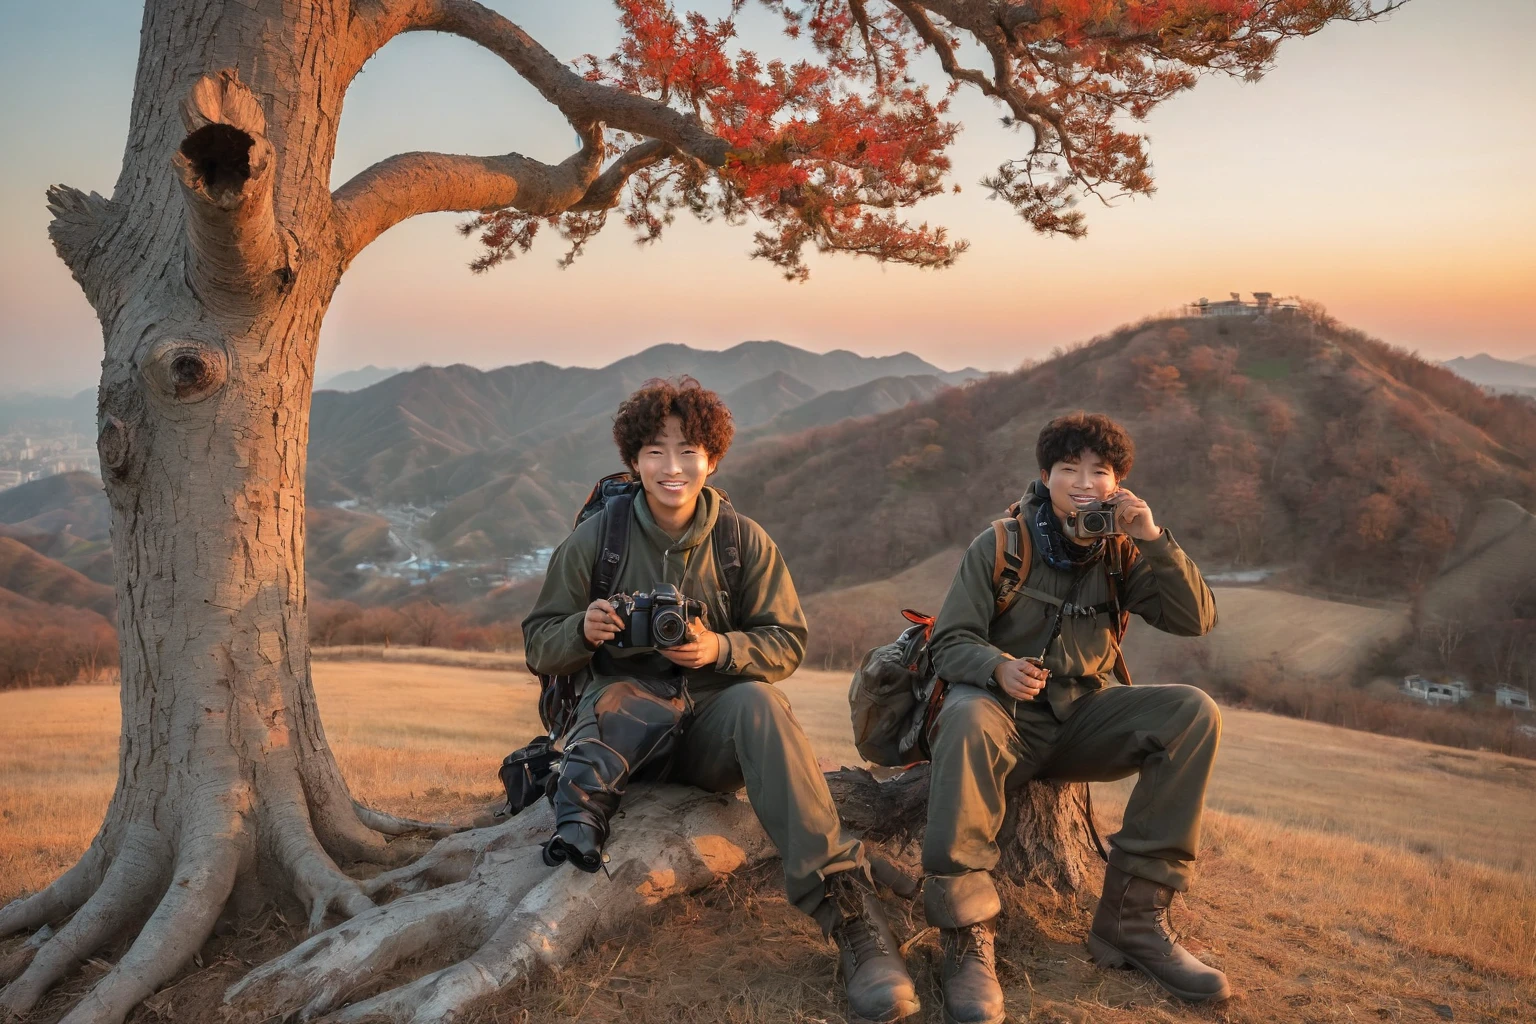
1103, 536, 1140, 686
710, 493, 744, 628
990, 514, 1033, 616
589, 489, 635, 602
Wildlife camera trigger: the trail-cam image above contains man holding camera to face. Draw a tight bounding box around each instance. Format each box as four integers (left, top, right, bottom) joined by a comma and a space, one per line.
522, 377, 920, 1024
922, 412, 1225, 1024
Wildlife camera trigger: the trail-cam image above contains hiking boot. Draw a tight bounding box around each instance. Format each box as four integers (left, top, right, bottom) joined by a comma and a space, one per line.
938, 920, 1006, 1024
1088, 864, 1231, 1003
824, 871, 920, 1023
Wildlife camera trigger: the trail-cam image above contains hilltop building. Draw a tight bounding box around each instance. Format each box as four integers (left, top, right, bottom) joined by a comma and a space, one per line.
1187, 292, 1298, 317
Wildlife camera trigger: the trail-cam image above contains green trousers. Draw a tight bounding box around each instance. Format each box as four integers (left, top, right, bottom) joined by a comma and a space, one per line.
922, 682, 1221, 929
570, 678, 867, 919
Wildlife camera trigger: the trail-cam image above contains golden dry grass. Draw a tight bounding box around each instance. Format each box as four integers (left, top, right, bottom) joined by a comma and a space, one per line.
1123, 586, 1410, 679
2, 661, 1534, 1023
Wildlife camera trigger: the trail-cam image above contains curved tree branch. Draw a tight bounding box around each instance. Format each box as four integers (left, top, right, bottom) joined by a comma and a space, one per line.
171, 70, 290, 320
331, 126, 604, 263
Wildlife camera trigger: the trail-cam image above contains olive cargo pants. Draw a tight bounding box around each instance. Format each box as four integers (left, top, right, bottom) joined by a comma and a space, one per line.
922, 682, 1221, 929
566, 678, 867, 918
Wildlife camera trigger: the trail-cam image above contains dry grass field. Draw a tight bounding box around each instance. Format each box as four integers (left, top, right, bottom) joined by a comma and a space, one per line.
3, 660, 1534, 1023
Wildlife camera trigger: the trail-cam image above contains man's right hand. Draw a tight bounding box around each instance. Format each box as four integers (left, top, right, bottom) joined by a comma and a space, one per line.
993, 656, 1049, 701
582, 599, 624, 647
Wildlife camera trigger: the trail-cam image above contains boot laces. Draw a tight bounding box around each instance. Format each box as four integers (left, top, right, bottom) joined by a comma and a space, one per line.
1154, 905, 1182, 947
956, 923, 993, 967
832, 884, 890, 965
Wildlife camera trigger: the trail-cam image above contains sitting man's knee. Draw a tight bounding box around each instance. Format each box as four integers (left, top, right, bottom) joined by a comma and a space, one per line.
934, 689, 1010, 743
1172, 684, 1220, 729
719, 680, 793, 725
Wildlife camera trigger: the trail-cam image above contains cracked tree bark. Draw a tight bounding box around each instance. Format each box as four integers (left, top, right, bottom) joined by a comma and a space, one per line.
0, 2, 1096, 1021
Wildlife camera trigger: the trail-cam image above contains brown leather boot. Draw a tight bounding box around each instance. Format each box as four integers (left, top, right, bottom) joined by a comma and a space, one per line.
1088, 864, 1231, 1003
824, 872, 921, 1023
938, 919, 1006, 1024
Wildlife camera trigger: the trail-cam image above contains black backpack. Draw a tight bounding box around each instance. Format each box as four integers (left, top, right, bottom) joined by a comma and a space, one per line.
498, 474, 744, 817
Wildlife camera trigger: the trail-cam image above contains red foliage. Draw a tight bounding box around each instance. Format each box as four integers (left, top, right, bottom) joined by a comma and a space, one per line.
465, 0, 1402, 275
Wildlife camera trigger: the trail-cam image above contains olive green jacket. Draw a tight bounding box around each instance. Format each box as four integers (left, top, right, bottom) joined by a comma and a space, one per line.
930, 480, 1217, 719
521, 486, 808, 693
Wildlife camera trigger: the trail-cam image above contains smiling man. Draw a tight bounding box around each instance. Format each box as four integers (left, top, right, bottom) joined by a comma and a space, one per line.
522, 377, 919, 1024
922, 412, 1224, 1023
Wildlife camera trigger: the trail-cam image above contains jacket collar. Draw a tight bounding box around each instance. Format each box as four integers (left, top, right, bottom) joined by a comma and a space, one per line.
632, 484, 720, 557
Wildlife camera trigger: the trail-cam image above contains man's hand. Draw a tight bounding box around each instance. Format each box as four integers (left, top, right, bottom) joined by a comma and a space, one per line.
1114, 487, 1160, 542
993, 656, 1049, 701
659, 617, 722, 670
582, 599, 624, 647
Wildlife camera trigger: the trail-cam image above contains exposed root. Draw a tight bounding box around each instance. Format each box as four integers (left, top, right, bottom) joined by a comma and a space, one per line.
359, 814, 535, 898
0, 842, 108, 939
0, 925, 53, 987
225, 786, 773, 1023
55, 822, 245, 1024
353, 803, 458, 840
270, 814, 377, 932
0, 827, 168, 1017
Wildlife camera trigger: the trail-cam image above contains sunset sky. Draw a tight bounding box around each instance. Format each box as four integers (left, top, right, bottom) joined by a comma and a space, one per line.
1, 0, 1532, 395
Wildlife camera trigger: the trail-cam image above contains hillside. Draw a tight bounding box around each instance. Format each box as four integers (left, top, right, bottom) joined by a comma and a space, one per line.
720, 309, 1536, 596
305, 341, 984, 560
0, 472, 110, 540
4, 669, 1532, 1023
0, 536, 115, 616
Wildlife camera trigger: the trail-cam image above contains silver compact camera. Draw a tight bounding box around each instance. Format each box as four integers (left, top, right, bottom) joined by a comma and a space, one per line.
1064, 500, 1121, 539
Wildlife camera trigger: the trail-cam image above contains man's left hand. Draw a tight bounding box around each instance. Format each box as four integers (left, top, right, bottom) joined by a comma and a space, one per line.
1115, 488, 1161, 541
659, 618, 722, 670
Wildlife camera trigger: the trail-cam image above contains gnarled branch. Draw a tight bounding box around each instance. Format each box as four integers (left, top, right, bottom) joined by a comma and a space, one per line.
332, 124, 605, 262
354, 0, 729, 167
171, 70, 290, 320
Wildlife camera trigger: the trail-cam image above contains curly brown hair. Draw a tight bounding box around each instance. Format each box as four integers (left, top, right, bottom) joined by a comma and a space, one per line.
612, 376, 735, 470
1036, 412, 1135, 478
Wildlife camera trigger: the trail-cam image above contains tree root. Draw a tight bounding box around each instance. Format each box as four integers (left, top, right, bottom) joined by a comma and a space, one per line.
224, 785, 774, 1023
352, 803, 458, 840
0, 826, 169, 1017
0, 843, 108, 940
56, 823, 246, 1024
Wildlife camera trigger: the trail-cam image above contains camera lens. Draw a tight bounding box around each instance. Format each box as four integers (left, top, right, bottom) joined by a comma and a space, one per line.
1082, 511, 1108, 533
652, 608, 688, 646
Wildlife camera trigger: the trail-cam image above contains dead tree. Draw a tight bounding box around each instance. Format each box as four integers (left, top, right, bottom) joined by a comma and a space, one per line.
0, 2, 1401, 1021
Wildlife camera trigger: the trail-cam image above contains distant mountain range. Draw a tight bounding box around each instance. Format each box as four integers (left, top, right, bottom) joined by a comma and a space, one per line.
315, 365, 407, 392
1442, 354, 1536, 396
303, 341, 984, 571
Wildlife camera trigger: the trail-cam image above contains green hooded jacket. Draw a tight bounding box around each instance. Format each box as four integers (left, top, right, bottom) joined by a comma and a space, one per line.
930, 479, 1218, 718
521, 486, 808, 693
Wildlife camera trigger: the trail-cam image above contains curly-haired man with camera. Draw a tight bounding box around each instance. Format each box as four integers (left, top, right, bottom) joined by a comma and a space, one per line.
922, 412, 1226, 1024
522, 377, 919, 1023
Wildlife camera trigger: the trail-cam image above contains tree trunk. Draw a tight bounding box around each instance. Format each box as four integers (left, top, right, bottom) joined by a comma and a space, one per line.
827, 765, 1101, 895
0, 5, 439, 1022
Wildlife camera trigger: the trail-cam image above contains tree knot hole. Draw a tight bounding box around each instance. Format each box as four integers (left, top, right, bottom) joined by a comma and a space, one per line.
171, 353, 210, 393
180, 123, 254, 199
144, 339, 229, 404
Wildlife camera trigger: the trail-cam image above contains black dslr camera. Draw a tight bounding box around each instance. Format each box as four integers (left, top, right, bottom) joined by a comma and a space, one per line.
1063, 500, 1122, 539
608, 584, 704, 649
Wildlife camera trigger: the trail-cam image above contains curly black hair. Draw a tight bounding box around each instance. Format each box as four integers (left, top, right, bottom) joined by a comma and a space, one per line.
612, 376, 735, 470
1036, 412, 1135, 478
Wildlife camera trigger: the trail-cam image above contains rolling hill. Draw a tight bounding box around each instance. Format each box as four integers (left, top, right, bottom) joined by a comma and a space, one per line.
720, 310, 1536, 597
0, 472, 111, 540
304, 340, 986, 560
